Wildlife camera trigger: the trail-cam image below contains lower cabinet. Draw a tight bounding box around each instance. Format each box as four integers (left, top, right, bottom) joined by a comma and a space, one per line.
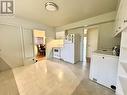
89, 53, 119, 89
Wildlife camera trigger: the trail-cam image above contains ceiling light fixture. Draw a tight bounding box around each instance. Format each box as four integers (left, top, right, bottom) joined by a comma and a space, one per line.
45, 2, 58, 12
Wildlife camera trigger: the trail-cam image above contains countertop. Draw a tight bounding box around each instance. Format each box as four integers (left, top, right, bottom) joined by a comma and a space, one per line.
52, 47, 63, 48
94, 50, 118, 57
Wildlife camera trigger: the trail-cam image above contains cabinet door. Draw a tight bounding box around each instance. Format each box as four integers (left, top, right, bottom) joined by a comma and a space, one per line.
121, 30, 127, 48
118, 0, 125, 31
89, 54, 101, 80
115, 0, 125, 33
97, 56, 118, 87
122, 0, 127, 29
56, 31, 65, 39
0, 24, 23, 69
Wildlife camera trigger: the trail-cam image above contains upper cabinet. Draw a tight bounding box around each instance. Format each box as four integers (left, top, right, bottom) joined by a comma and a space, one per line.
122, 0, 127, 30
115, 0, 127, 36
56, 31, 65, 39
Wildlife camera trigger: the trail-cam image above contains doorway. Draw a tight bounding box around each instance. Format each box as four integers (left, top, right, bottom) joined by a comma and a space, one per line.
33, 30, 46, 61
86, 27, 98, 63
83, 28, 87, 62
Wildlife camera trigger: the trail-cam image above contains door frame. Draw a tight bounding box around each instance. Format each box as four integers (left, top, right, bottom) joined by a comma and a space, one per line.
86, 25, 99, 60
32, 29, 46, 58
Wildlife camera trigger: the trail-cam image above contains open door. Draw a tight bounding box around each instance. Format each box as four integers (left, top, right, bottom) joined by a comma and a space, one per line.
33, 30, 46, 61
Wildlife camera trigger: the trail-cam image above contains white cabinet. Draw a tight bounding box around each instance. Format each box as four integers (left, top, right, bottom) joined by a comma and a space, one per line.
115, 0, 127, 36
89, 52, 119, 89
116, 30, 127, 95
122, 0, 127, 30
115, 0, 127, 93
56, 31, 65, 39
115, 0, 124, 33
121, 31, 127, 48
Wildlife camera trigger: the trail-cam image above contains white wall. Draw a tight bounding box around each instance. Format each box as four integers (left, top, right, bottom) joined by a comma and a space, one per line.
56, 11, 116, 32
98, 22, 121, 50
0, 16, 55, 68
0, 16, 55, 39
87, 27, 98, 57
86, 21, 121, 51
56, 11, 121, 51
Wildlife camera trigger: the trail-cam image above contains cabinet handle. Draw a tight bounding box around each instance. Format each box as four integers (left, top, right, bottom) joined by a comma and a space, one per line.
124, 20, 127, 23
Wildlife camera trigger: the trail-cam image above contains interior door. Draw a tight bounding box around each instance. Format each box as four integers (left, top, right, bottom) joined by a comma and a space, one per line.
87, 27, 98, 58
0, 24, 23, 69
22, 28, 34, 59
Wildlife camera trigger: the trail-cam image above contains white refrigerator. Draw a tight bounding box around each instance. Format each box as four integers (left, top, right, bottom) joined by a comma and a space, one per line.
61, 34, 80, 64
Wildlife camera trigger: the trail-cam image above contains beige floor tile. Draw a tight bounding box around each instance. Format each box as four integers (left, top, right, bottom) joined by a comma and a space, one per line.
0, 70, 19, 95
0, 59, 115, 95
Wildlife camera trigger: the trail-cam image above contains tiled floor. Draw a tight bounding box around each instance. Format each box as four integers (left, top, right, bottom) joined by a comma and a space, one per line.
0, 59, 115, 95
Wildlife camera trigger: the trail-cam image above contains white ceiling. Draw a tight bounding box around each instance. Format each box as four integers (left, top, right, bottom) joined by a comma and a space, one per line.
15, 0, 118, 27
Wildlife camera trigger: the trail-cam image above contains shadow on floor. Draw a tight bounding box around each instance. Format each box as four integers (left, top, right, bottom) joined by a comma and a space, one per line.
48, 58, 115, 95
0, 57, 11, 72
0, 70, 20, 95
71, 79, 115, 95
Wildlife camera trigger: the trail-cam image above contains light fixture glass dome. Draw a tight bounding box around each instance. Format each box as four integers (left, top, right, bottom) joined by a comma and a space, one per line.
45, 2, 58, 11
